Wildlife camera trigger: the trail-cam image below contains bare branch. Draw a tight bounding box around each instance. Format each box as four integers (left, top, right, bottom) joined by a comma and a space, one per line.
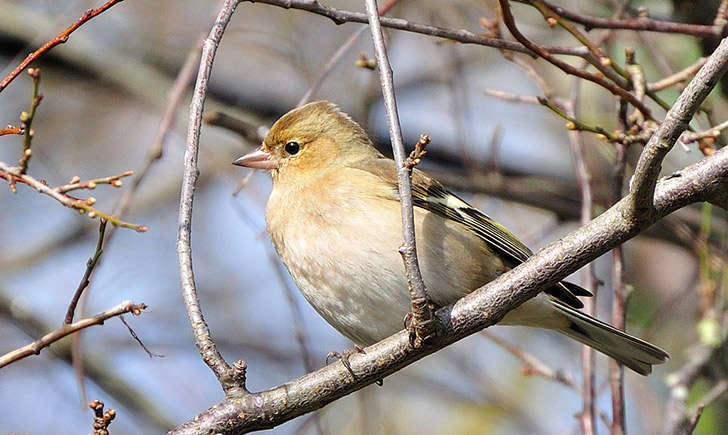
243, 0, 588, 57
364, 0, 435, 347
65, 220, 109, 324
629, 38, 728, 214
176, 0, 246, 395
0, 301, 146, 368
0, 161, 146, 231
0, 0, 126, 93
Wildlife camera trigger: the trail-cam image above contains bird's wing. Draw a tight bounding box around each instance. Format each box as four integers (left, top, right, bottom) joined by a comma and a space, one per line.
354, 156, 591, 308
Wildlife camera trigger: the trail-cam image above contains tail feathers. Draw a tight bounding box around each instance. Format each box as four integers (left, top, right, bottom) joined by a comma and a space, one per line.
552, 301, 669, 376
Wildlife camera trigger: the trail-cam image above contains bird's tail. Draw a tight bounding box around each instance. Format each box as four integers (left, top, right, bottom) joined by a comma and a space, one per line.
552, 300, 669, 375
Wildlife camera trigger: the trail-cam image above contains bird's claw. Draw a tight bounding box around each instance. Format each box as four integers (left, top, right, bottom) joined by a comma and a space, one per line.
403, 308, 438, 348
326, 345, 366, 381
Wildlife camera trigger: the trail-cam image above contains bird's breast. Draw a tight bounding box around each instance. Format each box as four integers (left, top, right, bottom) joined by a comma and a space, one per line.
265, 177, 507, 345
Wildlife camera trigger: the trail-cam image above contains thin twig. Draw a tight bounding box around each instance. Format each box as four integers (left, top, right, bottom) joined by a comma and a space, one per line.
244, 0, 589, 57
484, 332, 578, 390
0, 125, 23, 136
297, 0, 400, 106
498, 0, 653, 120
647, 58, 707, 92
515, 0, 723, 36
565, 79, 598, 435
18, 68, 42, 173
0, 161, 147, 231
177, 0, 246, 395
65, 220, 108, 324
0, 0, 126, 92
0, 301, 146, 368
364, 0, 435, 347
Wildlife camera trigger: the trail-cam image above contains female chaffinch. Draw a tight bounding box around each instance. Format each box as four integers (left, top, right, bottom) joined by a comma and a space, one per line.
234, 101, 668, 375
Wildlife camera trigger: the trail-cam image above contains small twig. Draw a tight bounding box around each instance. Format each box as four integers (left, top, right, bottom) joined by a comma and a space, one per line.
0, 161, 147, 231
0, 125, 23, 136
681, 119, 728, 143
538, 96, 617, 141
55, 171, 134, 194
203, 111, 266, 144
65, 220, 108, 324
484, 332, 578, 390
483, 89, 540, 104
364, 0, 435, 348
564, 79, 598, 435
404, 134, 430, 169
647, 58, 707, 92
244, 0, 589, 58
119, 315, 163, 358
297, 0, 400, 106
516, 0, 723, 36
498, 0, 653, 120
18, 68, 42, 174
177, 0, 245, 395
89, 399, 116, 435
0, 301, 146, 368
0, 0, 126, 92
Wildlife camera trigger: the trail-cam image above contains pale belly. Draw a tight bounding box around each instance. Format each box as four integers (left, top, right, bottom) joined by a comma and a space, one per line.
267, 193, 511, 345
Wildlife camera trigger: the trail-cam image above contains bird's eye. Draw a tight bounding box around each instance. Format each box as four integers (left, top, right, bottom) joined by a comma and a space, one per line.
284, 141, 301, 155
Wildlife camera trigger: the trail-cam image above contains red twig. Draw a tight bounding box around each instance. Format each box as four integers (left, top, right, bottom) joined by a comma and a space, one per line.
498, 0, 653, 120
525, 0, 723, 36
0, 0, 126, 93
0, 125, 24, 136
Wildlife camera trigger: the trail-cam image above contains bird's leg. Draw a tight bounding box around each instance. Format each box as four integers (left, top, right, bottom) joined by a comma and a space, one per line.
326, 345, 366, 381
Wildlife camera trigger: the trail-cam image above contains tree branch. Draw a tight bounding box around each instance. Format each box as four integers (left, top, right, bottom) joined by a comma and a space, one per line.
0, 301, 146, 368
364, 0, 434, 346
176, 0, 247, 395
243, 0, 588, 57
630, 38, 728, 214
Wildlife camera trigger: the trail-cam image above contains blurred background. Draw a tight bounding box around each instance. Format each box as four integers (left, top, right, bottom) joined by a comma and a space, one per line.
0, 0, 726, 433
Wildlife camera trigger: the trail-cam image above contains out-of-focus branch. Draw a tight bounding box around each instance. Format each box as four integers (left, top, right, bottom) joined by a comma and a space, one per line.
297, 0, 400, 106
647, 58, 707, 92
177, 0, 247, 395
0, 301, 146, 368
0, 0, 126, 92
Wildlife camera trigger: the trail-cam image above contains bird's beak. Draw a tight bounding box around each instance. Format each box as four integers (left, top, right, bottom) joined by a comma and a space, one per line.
233, 147, 276, 170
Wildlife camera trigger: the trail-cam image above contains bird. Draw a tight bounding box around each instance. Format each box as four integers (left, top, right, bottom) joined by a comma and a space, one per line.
233, 100, 668, 375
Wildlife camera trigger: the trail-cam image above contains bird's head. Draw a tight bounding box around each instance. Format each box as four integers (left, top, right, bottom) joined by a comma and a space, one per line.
233, 101, 379, 182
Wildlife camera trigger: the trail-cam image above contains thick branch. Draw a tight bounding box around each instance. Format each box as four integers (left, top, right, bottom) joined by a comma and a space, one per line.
630, 38, 728, 213
170, 146, 728, 434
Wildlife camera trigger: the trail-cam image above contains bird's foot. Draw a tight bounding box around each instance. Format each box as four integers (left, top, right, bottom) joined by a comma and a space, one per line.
403, 300, 439, 348
326, 345, 366, 381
